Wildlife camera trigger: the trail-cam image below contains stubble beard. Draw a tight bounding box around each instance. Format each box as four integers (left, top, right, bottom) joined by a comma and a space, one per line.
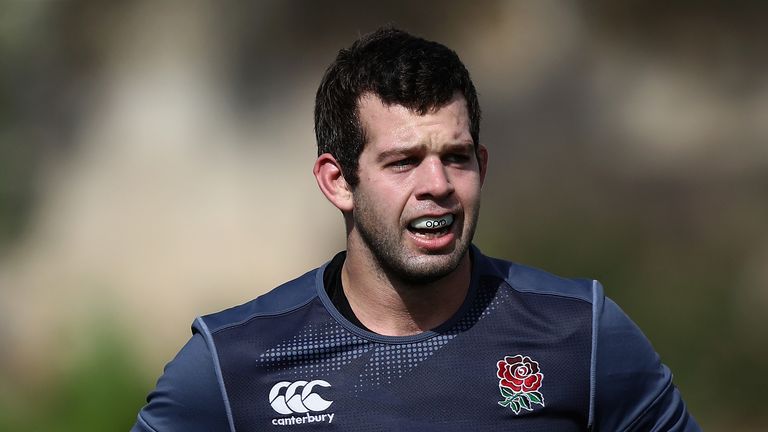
352, 194, 480, 285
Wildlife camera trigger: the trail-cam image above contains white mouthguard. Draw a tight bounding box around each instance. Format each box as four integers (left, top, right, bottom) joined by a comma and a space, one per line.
410, 214, 454, 230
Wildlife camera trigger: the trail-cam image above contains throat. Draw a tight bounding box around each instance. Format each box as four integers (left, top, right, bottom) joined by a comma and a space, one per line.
324, 251, 372, 332
338, 249, 474, 336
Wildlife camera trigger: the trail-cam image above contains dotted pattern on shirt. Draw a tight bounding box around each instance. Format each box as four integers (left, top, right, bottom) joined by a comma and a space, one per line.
257, 278, 508, 392
258, 321, 370, 377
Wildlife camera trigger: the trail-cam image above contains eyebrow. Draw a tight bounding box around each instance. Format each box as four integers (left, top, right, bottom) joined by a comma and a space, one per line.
375, 142, 474, 163
375, 146, 421, 163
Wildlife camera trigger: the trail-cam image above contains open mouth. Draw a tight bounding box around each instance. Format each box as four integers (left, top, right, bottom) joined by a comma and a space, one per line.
407, 214, 455, 238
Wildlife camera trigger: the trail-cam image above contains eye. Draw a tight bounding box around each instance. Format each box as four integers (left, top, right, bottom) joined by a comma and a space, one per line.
388, 157, 418, 170
444, 153, 471, 165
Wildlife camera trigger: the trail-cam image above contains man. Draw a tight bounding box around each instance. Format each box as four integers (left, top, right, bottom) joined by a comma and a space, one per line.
132, 28, 699, 431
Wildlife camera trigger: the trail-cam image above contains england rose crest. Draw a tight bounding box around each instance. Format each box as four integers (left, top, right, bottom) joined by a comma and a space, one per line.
496, 355, 545, 414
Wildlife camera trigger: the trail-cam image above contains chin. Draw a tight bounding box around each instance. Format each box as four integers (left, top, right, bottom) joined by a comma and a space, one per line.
391, 253, 465, 285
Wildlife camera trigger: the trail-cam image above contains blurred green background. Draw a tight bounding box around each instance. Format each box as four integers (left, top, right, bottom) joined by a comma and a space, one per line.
1, 1, 766, 430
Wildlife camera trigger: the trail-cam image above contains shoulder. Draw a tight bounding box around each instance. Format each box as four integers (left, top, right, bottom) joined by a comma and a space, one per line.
132, 332, 231, 432
475, 249, 699, 430
593, 298, 700, 430
474, 247, 597, 304
197, 266, 322, 334
132, 264, 326, 432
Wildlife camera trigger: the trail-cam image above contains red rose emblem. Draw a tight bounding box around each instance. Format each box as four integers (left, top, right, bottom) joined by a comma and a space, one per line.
496, 355, 543, 393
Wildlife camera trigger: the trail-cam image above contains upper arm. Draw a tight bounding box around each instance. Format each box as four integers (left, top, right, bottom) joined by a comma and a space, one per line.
131, 332, 230, 432
593, 297, 700, 431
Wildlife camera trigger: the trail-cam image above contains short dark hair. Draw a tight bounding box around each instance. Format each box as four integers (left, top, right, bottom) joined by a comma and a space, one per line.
314, 27, 481, 186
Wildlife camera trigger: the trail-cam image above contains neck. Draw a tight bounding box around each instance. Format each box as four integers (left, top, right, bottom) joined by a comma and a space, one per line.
341, 239, 472, 336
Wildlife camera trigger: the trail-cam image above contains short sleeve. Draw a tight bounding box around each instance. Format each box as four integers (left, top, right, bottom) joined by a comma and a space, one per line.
131, 332, 230, 432
594, 296, 701, 431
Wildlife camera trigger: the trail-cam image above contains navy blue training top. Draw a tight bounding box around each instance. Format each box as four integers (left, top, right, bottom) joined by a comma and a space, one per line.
132, 246, 699, 431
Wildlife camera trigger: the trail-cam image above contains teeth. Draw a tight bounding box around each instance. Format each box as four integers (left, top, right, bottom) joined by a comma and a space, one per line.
410, 214, 454, 230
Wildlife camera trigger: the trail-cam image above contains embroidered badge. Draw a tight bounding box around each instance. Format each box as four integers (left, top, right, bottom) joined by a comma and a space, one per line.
496, 354, 545, 414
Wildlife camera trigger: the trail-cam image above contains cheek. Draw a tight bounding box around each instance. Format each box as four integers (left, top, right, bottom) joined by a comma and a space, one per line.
355, 183, 409, 222
376, 181, 413, 214
453, 172, 483, 199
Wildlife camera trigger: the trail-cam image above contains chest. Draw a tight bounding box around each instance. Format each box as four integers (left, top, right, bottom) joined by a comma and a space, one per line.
213, 306, 592, 431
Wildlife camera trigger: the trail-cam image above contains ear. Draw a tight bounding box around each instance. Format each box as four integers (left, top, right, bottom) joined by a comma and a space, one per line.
477, 144, 489, 185
314, 153, 354, 212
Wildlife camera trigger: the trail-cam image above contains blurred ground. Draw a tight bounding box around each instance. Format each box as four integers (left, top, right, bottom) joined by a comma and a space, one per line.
0, 1, 766, 430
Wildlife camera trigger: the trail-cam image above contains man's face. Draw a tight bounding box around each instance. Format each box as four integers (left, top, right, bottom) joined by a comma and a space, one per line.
350, 93, 487, 284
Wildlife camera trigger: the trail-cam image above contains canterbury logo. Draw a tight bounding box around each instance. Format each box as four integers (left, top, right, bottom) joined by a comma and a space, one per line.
269, 380, 333, 415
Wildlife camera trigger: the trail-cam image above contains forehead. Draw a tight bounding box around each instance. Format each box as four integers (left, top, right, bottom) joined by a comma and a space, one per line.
357, 93, 472, 149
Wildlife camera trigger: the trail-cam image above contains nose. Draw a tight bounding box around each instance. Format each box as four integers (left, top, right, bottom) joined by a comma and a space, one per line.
414, 157, 454, 200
